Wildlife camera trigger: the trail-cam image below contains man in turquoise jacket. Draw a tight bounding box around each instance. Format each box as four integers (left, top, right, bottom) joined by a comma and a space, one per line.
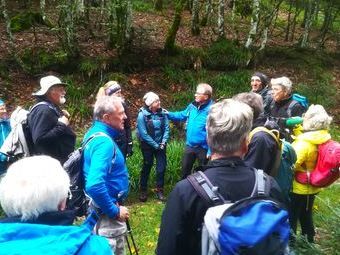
83, 95, 130, 255
167, 83, 213, 179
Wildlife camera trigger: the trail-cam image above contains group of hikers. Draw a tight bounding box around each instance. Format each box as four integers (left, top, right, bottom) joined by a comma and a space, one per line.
0, 72, 337, 255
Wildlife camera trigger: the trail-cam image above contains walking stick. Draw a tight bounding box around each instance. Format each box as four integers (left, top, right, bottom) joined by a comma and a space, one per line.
126, 219, 139, 255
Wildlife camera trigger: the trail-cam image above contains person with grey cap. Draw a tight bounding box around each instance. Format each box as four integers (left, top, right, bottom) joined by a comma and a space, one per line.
27, 75, 76, 164
250, 72, 273, 116
137, 92, 170, 202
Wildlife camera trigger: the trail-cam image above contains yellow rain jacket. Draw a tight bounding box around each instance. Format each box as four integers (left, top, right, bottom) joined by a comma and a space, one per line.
292, 130, 331, 195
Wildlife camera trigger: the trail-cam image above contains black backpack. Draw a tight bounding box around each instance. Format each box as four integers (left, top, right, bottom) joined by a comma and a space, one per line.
63, 132, 109, 217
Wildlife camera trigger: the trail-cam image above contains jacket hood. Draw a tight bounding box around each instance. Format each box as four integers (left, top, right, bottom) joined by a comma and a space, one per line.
295, 130, 331, 145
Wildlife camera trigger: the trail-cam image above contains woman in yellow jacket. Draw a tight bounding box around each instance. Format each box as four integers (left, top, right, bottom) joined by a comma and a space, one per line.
290, 104, 332, 243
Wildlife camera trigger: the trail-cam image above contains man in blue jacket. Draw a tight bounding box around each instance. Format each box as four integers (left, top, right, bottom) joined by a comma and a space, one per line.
167, 83, 213, 179
83, 95, 130, 255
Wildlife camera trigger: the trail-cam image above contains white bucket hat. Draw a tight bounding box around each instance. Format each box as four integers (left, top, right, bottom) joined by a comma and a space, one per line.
32, 75, 67, 96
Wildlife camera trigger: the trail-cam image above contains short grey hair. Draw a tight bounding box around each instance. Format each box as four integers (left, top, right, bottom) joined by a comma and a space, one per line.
94, 95, 122, 120
207, 99, 253, 155
197, 83, 213, 97
0, 156, 70, 220
303, 104, 332, 131
233, 92, 263, 120
271, 77, 292, 94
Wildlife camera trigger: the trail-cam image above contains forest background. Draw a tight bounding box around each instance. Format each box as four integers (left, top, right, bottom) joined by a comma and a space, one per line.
0, 0, 339, 254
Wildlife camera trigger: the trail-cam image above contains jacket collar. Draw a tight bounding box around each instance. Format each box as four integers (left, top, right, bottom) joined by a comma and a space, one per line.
93, 120, 120, 139
192, 99, 213, 110
0, 210, 75, 226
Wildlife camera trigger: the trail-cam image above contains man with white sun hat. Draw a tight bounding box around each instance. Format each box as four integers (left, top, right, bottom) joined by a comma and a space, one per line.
27, 75, 76, 164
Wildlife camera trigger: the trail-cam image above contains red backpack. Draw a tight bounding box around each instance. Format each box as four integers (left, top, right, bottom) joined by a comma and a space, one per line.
295, 140, 340, 187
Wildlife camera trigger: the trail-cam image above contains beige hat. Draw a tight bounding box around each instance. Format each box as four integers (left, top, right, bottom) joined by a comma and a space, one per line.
143, 92, 159, 106
32, 75, 67, 96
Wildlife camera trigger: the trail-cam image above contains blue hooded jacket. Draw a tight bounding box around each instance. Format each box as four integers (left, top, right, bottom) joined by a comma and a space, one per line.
0, 211, 111, 255
83, 121, 129, 219
168, 100, 213, 149
136, 107, 170, 149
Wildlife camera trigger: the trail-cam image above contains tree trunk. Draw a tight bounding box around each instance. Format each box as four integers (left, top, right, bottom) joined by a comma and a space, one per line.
154, 0, 163, 11
217, 0, 225, 39
245, 0, 260, 49
201, 0, 212, 26
191, 0, 200, 35
40, 0, 46, 21
108, 0, 133, 55
58, 0, 79, 58
1, 0, 26, 70
290, 2, 302, 42
318, 2, 336, 48
164, 0, 187, 53
285, 0, 293, 41
300, 0, 313, 48
258, 0, 283, 52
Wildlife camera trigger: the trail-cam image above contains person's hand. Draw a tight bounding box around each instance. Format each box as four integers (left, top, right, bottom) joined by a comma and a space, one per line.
159, 143, 166, 150
58, 116, 69, 126
118, 206, 129, 221
62, 109, 70, 118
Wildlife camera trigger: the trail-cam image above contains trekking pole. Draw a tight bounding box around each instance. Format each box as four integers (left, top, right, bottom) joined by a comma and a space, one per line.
126, 219, 139, 255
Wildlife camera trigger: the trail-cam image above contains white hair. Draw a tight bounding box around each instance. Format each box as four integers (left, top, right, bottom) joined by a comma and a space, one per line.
207, 99, 253, 155
93, 95, 122, 120
197, 83, 213, 97
0, 156, 70, 221
303, 104, 332, 131
271, 77, 293, 94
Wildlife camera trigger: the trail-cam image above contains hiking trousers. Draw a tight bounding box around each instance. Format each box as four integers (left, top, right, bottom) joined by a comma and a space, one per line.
140, 142, 167, 190
95, 214, 127, 255
181, 145, 207, 179
289, 193, 316, 243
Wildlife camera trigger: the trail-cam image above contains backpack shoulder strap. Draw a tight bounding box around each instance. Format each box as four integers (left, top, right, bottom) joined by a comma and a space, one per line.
252, 169, 270, 197
29, 101, 59, 115
249, 126, 281, 148
187, 171, 226, 206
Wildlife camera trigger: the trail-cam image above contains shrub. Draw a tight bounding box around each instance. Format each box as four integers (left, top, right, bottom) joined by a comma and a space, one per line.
127, 138, 184, 191
203, 38, 250, 70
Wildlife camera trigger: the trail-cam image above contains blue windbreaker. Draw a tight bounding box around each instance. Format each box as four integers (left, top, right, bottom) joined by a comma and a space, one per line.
168, 100, 213, 149
136, 107, 170, 149
83, 120, 129, 219
0, 220, 111, 255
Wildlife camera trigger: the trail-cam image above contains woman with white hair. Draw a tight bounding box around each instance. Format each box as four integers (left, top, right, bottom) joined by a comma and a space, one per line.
269, 77, 306, 141
137, 92, 170, 202
0, 155, 111, 254
290, 105, 333, 243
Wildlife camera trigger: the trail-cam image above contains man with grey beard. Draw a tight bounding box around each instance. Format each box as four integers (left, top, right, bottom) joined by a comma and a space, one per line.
28, 75, 76, 164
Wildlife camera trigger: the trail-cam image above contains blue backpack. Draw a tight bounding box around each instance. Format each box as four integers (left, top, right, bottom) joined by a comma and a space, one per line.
187, 169, 290, 255
290, 93, 308, 112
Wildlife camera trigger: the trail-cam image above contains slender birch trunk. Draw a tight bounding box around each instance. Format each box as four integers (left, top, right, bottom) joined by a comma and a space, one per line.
217, 0, 225, 39
245, 0, 260, 49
